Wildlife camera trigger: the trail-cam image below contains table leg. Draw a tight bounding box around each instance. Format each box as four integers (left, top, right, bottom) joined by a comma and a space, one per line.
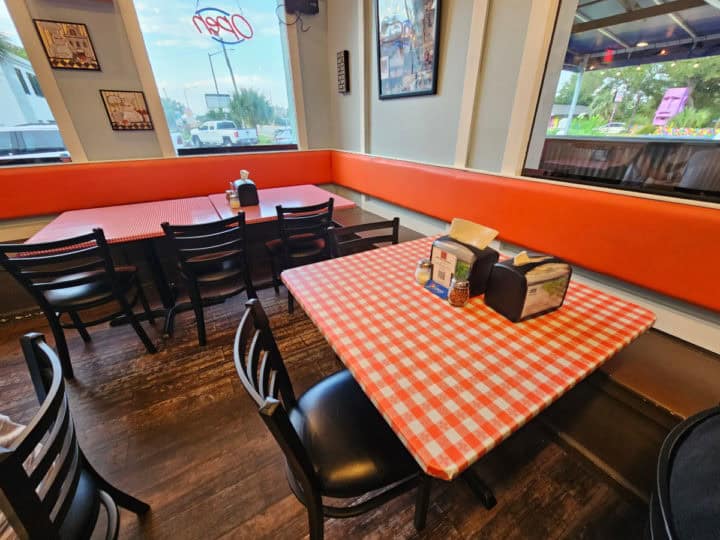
413, 474, 432, 531
462, 468, 497, 509
111, 238, 174, 326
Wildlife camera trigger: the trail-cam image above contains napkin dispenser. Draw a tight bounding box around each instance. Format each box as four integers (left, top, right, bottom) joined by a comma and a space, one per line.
484, 254, 572, 322
232, 170, 259, 206
429, 236, 499, 296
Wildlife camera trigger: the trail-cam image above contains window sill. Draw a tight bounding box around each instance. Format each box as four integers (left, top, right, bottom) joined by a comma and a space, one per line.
178, 144, 298, 157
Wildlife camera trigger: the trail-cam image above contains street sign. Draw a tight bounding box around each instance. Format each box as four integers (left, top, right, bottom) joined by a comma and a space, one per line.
205, 93, 231, 110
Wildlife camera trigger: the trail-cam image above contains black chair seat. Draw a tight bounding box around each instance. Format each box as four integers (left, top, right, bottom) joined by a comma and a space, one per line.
58, 470, 101, 540
667, 414, 720, 539
179, 250, 245, 284
43, 266, 136, 309
289, 369, 418, 498
266, 235, 326, 259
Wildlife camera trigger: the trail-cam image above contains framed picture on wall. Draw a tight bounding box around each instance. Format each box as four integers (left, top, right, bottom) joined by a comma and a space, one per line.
376, 0, 440, 99
100, 90, 154, 131
33, 19, 100, 70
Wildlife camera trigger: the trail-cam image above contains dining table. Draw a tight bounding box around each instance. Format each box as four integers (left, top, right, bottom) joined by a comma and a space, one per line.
26, 197, 220, 311
25, 185, 355, 314
208, 184, 355, 222
281, 236, 656, 525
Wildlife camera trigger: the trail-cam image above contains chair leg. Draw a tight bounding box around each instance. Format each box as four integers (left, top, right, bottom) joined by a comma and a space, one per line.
188, 287, 207, 346
288, 293, 294, 315
414, 474, 432, 531
163, 304, 178, 338
68, 311, 92, 343
135, 276, 155, 325
269, 256, 280, 295
118, 297, 157, 354
307, 493, 324, 540
47, 313, 74, 379
245, 269, 258, 300
83, 456, 150, 515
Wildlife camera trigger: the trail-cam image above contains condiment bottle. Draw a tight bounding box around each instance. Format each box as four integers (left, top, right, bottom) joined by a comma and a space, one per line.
415, 259, 432, 285
229, 191, 240, 209
448, 279, 470, 307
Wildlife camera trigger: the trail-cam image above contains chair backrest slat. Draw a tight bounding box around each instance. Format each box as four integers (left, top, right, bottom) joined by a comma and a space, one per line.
0, 333, 85, 537
162, 214, 250, 278
38, 418, 79, 509
0, 230, 116, 312
330, 218, 400, 258
233, 299, 296, 409
276, 199, 334, 240
231, 302, 322, 507
28, 398, 70, 485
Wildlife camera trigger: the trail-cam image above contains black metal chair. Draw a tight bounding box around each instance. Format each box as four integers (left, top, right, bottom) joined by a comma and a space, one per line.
161, 213, 257, 346
265, 198, 334, 314
329, 218, 400, 258
0, 333, 149, 539
647, 405, 720, 540
0, 229, 156, 379
233, 299, 426, 539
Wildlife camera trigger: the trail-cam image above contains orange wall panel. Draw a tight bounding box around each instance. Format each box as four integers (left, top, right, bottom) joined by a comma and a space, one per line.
0, 150, 332, 219
331, 151, 720, 313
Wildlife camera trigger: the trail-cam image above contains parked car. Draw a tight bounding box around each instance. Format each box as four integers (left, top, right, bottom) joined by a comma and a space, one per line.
274, 128, 295, 144
597, 122, 627, 134
169, 131, 185, 150
0, 124, 70, 164
190, 120, 258, 147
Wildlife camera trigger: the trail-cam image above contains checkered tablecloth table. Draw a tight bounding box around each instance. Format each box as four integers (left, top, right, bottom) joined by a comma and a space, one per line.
27, 197, 221, 245
282, 237, 655, 481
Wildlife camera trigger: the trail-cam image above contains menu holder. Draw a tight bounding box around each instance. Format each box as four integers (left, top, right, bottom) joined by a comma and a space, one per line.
484, 255, 572, 322
426, 235, 499, 298
233, 170, 259, 206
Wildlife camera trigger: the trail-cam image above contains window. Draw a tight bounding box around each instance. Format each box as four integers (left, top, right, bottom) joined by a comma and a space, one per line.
27, 73, 43, 97
525, 1, 720, 202
135, 0, 298, 155
14, 68, 30, 94
21, 129, 66, 152
0, 1, 70, 165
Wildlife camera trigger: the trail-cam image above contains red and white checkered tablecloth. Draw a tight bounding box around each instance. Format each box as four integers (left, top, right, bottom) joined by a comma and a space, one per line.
282, 237, 655, 481
27, 197, 221, 245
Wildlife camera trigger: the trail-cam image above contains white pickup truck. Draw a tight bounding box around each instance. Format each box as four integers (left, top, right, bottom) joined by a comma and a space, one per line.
190, 120, 258, 147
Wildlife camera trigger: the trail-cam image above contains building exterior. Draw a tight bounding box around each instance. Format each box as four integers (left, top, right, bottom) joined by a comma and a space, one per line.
0, 52, 54, 126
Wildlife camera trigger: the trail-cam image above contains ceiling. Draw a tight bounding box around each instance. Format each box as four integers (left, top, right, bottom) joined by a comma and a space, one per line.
565, 0, 720, 69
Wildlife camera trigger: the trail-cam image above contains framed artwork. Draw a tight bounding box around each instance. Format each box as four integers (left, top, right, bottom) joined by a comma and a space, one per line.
33, 19, 100, 70
337, 50, 350, 94
100, 90, 154, 131
375, 0, 440, 99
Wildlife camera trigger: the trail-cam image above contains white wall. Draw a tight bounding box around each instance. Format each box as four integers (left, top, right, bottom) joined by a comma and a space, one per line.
21, 0, 163, 161
467, 0, 532, 171
295, 0, 333, 149
366, 0, 473, 166
326, 0, 363, 152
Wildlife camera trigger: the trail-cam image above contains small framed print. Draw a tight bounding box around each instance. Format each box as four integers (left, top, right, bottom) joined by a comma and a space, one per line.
34, 19, 100, 71
100, 90, 154, 131
337, 50, 349, 94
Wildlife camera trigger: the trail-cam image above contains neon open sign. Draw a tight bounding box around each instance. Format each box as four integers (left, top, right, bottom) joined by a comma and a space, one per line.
192, 7, 254, 45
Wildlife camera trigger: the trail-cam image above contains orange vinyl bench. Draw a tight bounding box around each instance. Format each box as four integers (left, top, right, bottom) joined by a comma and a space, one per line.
331, 151, 720, 313
1, 148, 718, 312
0, 150, 333, 219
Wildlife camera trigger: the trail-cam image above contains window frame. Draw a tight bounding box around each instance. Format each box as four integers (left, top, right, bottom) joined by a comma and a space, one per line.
522, 2, 720, 205
14, 68, 30, 95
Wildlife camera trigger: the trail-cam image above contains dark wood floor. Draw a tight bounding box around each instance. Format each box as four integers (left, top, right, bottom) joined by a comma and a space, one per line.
0, 288, 647, 539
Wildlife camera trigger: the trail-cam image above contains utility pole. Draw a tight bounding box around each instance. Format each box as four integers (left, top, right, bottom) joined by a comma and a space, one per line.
208, 52, 220, 95
222, 42, 239, 96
